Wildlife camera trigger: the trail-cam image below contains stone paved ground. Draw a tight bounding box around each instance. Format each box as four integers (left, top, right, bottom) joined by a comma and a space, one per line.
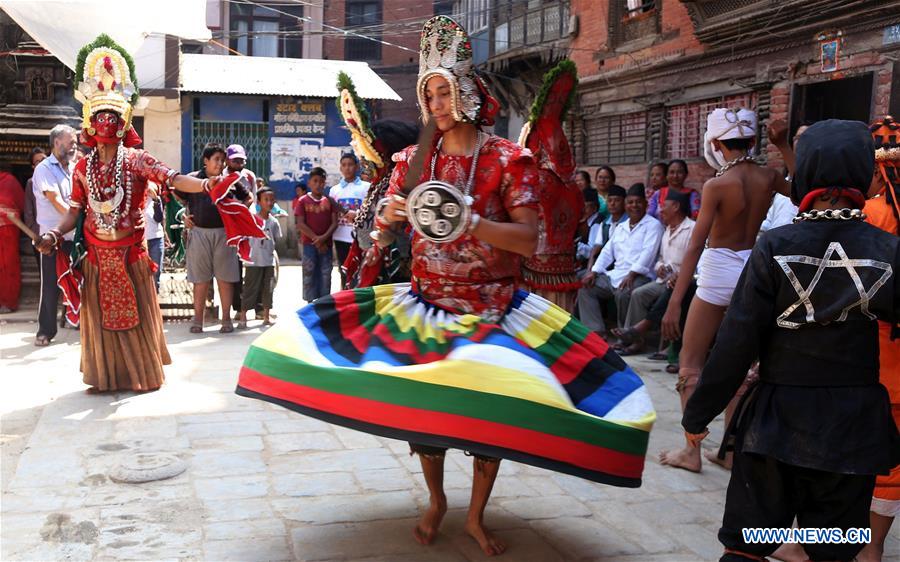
2, 264, 898, 561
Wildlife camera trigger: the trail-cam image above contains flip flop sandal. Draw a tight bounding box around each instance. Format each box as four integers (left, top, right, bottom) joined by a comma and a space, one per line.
189, 320, 203, 334
648, 351, 668, 361
34, 335, 51, 347
219, 322, 235, 334
666, 364, 680, 374
237, 321, 248, 330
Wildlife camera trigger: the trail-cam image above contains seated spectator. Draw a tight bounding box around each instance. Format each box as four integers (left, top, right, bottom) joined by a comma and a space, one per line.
613, 189, 695, 354
239, 187, 282, 329
648, 159, 701, 219
579, 185, 627, 276
576, 183, 663, 336
594, 165, 614, 220
645, 161, 668, 201
574, 184, 599, 271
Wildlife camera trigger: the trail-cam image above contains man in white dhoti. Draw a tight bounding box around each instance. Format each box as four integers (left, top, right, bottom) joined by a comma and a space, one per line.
658, 108, 795, 472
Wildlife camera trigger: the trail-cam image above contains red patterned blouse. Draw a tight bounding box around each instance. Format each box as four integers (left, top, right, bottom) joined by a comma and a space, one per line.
385, 135, 539, 320
71, 148, 175, 236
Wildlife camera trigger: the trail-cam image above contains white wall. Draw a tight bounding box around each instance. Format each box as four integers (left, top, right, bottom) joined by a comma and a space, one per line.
133, 35, 167, 90
137, 96, 183, 170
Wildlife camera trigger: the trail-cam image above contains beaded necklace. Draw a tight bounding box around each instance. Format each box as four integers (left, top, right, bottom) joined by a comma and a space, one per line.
86, 145, 132, 232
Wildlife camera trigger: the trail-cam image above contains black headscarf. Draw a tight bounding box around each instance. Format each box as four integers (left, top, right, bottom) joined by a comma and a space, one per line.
665, 188, 692, 217
608, 185, 627, 199
793, 119, 874, 210
626, 183, 646, 199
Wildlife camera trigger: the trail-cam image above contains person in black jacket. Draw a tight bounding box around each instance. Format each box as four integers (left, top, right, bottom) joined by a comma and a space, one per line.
682, 120, 900, 562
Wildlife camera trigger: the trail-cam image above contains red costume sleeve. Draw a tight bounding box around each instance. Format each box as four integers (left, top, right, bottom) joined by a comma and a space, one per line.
131, 150, 175, 197
208, 173, 267, 263
500, 150, 540, 212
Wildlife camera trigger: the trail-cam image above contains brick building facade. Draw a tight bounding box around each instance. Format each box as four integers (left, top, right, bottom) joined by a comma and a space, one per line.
322, 0, 453, 123
565, 0, 900, 190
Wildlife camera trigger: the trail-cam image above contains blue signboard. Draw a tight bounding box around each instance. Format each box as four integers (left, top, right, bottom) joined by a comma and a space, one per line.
268, 97, 351, 200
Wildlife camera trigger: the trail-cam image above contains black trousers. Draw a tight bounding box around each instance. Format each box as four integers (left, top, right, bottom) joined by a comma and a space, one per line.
645, 280, 696, 329
37, 240, 73, 339
719, 451, 876, 562
334, 240, 352, 288
409, 442, 500, 463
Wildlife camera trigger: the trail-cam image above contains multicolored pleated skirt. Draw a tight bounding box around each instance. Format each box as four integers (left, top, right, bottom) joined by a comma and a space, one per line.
236, 283, 655, 487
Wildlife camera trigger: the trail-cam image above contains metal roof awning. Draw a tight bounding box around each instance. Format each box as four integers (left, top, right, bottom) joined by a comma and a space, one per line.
0, 0, 211, 70
180, 54, 402, 101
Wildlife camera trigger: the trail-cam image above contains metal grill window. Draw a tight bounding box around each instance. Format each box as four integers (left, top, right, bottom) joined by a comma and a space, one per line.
699, 0, 762, 19
192, 121, 271, 179
585, 112, 648, 165
666, 93, 756, 159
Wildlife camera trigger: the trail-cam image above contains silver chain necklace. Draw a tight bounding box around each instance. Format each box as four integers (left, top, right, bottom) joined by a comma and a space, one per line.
86, 145, 132, 231
429, 131, 484, 205
794, 208, 866, 222
715, 154, 759, 177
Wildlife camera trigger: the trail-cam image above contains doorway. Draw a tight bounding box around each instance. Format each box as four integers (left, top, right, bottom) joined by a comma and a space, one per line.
790, 73, 873, 136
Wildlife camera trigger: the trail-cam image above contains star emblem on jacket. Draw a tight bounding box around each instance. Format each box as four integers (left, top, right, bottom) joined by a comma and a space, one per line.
774, 242, 893, 329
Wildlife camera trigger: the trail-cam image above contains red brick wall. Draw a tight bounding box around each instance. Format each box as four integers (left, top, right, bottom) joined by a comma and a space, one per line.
322, 1, 431, 123
380, 0, 425, 67
322, 0, 345, 60
570, 0, 704, 77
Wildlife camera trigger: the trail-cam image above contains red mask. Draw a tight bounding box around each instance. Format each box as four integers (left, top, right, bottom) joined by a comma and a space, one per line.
91, 111, 121, 140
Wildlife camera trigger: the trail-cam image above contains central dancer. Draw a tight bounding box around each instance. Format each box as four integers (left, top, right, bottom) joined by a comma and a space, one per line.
237, 16, 653, 556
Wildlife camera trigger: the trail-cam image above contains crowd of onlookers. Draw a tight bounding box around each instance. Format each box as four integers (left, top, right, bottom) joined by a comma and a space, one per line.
0, 122, 802, 357
571, 146, 802, 370
1, 125, 372, 346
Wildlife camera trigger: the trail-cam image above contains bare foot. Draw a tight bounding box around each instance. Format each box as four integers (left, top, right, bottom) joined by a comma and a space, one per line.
770, 541, 807, 562
84, 387, 102, 395
704, 450, 733, 470
658, 447, 702, 473
465, 520, 506, 556
413, 496, 446, 546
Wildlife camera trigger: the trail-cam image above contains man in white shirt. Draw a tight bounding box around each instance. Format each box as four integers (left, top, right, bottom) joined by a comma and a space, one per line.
613, 189, 695, 353
31, 124, 77, 346
583, 185, 627, 274
328, 153, 369, 287
144, 185, 165, 291
759, 193, 798, 233
577, 184, 663, 335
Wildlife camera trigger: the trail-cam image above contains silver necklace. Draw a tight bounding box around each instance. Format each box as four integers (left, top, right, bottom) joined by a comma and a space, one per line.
429, 131, 484, 205
794, 208, 866, 222
87, 145, 131, 231
715, 154, 759, 177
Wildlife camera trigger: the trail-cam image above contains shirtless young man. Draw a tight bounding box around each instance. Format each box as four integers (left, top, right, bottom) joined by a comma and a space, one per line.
659, 109, 793, 472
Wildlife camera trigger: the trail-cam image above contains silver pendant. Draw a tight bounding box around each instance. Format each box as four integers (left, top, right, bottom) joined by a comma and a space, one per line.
407, 180, 472, 243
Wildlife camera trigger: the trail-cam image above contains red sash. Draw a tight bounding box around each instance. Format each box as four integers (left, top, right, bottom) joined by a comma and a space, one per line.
208, 174, 268, 263
84, 230, 147, 331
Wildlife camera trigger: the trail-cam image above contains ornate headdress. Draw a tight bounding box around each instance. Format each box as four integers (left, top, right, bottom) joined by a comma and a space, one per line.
416, 16, 498, 127
74, 34, 141, 146
870, 115, 900, 225
518, 59, 578, 179
703, 107, 757, 169
336, 71, 384, 173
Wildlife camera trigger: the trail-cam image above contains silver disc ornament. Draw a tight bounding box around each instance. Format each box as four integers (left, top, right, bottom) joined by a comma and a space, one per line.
406, 180, 472, 243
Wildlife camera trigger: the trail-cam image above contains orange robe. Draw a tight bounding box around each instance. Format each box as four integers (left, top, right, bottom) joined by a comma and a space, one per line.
865, 194, 900, 515
0, 172, 24, 311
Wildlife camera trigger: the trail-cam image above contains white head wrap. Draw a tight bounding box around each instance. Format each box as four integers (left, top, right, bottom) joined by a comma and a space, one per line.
703, 108, 757, 170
